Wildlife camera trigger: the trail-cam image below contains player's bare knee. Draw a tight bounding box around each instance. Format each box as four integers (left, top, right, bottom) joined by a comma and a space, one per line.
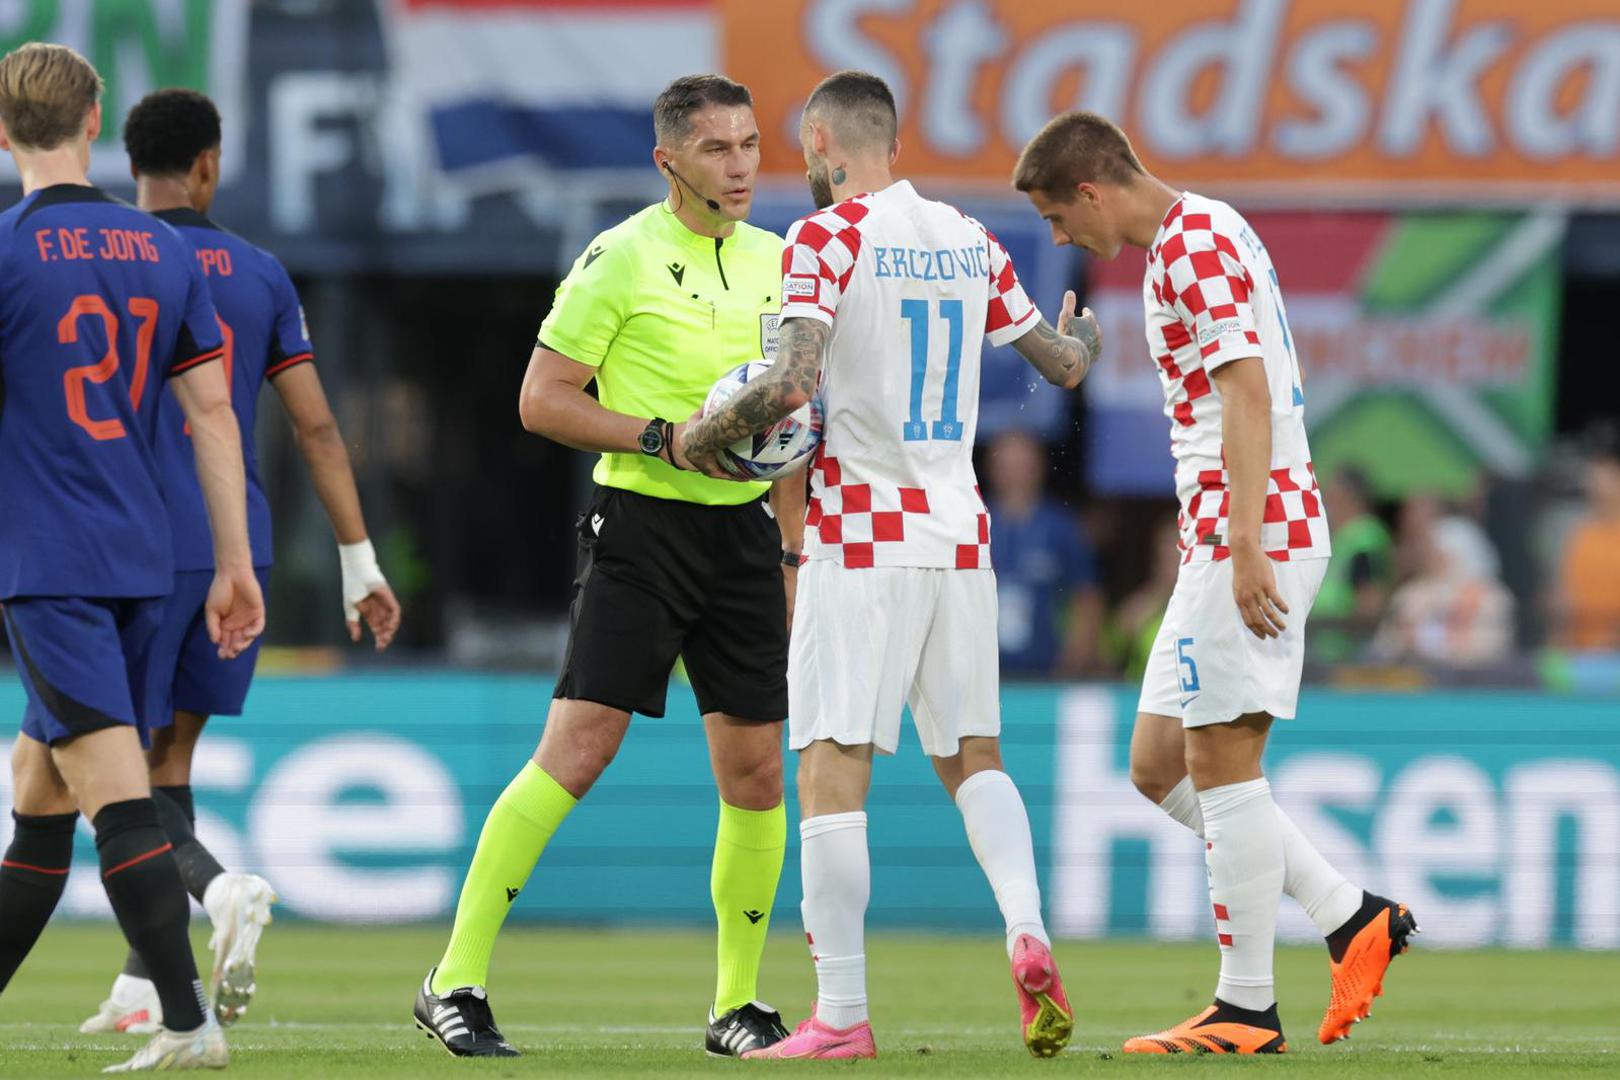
145, 730, 190, 788
1183, 714, 1270, 789
705, 715, 785, 809
1129, 712, 1188, 802
538, 736, 617, 799
528, 733, 605, 799
145, 711, 205, 785
49, 728, 150, 821
9, 736, 75, 816
717, 751, 783, 811
932, 736, 1003, 798
797, 741, 870, 818
532, 699, 630, 797
1128, 757, 1179, 804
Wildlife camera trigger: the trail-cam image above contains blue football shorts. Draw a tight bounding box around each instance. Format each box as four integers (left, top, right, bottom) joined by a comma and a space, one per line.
3, 595, 165, 746
146, 567, 272, 726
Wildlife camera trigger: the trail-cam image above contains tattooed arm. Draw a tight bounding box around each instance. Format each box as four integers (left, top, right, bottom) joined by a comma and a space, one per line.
677, 317, 830, 479
1012, 289, 1101, 390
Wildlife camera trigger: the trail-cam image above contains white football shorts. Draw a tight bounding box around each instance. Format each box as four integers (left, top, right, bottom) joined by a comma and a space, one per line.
788, 562, 1000, 756
1138, 556, 1329, 728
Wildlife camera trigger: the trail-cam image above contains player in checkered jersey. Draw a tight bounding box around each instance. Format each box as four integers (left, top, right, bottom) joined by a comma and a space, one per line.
680, 71, 1098, 1060
1015, 112, 1418, 1055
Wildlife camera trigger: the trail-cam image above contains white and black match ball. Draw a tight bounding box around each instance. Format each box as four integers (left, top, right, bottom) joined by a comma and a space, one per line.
701, 361, 823, 480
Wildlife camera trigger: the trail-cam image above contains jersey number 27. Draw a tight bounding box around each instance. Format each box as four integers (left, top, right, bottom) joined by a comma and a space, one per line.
59, 294, 159, 442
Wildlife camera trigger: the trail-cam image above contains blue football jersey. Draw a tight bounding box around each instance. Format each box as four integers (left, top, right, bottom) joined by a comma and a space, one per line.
150, 209, 314, 572
0, 185, 225, 600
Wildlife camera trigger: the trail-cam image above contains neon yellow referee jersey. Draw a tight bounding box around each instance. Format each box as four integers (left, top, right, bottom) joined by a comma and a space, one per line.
538, 202, 784, 506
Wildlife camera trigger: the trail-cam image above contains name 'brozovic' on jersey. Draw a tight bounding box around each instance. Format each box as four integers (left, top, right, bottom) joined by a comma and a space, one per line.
781, 180, 1036, 570
1142, 192, 1331, 565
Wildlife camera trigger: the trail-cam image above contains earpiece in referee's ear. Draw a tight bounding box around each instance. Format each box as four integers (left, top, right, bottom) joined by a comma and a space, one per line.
661, 159, 722, 213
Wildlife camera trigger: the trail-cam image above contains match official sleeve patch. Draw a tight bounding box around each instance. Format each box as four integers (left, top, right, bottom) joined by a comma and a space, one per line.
760, 313, 781, 359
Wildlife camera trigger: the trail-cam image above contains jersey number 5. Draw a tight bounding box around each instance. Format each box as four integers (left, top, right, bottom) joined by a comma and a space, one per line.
900, 298, 965, 442
60, 294, 159, 442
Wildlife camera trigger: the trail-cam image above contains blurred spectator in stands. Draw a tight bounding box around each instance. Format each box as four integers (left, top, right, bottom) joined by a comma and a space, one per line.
1313, 466, 1394, 662
1553, 426, 1620, 650
1373, 513, 1514, 666
985, 431, 1104, 678
1100, 516, 1180, 682
1393, 492, 1444, 582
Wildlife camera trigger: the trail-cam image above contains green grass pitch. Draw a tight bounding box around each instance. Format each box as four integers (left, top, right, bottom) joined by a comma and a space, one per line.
1, 924, 1615, 1077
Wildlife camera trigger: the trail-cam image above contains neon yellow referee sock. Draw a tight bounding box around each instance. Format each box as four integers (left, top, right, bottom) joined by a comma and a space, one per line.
432, 762, 577, 994
711, 799, 786, 1014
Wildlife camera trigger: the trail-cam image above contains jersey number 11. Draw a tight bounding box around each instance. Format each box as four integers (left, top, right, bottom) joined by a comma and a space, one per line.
900, 298, 965, 443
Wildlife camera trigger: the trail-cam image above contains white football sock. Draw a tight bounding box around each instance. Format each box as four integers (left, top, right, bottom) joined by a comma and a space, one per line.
1278, 812, 1363, 936
1159, 776, 1205, 834
1161, 776, 1362, 937
1198, 778, 1283, 1011
954, 770, 1048, 958
799, 812, 869, 1030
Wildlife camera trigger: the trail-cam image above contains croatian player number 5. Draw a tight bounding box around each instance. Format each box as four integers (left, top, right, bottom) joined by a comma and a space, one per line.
1174, 636, 1200, 695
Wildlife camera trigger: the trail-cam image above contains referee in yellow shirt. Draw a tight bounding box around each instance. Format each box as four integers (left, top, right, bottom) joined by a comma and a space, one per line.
412, 75, 799, 1058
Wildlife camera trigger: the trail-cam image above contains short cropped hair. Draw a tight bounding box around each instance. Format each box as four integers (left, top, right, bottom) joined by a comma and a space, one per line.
653, 74, 752, 146
804, 70, 897, 153
123, 88, 221, 177
1013, 111, 1145, 200
0, 42, 102, 151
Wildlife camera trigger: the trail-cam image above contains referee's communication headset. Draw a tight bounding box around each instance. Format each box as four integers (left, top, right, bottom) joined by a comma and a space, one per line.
662, 160, 721, 213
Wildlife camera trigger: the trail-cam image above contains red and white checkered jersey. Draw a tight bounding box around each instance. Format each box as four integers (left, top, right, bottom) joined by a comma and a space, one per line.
1143, 192, 1331, 564
780, 180, 1037, 569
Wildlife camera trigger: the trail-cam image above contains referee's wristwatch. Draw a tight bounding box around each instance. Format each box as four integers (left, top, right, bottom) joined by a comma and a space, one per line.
639, 418, 678, 467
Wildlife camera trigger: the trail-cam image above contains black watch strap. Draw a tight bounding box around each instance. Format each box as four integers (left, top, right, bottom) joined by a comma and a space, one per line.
661, 421, 680, 469
782, 550, 804, 568
640, 417, 667, 458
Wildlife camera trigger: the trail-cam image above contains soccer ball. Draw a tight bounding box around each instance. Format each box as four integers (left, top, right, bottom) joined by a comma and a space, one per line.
701, 361, 823, 480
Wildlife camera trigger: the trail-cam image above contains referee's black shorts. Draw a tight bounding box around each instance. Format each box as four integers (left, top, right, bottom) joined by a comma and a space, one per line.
553, 485, 788, 722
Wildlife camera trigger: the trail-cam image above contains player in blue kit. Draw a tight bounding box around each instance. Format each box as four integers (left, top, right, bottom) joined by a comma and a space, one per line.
0, 43, 263, 1071
73, 88, 403, 1037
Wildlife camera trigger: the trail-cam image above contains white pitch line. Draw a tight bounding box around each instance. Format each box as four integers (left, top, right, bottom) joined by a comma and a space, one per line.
5, 1022, 1617, 1054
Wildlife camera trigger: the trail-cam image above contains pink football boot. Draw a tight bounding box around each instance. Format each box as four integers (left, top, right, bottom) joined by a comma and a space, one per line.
741, 1008, 876, 1060
1011, 933, 1074, 1057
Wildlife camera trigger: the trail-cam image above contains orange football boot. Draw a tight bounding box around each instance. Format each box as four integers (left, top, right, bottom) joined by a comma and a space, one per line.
1319, 893, 1420, 1044
1123, 1000, 1286, 1055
